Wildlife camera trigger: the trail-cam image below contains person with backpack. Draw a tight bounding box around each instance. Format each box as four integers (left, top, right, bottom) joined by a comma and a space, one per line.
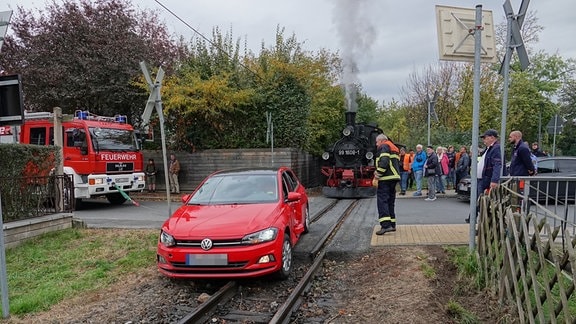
508, 131, 535, 176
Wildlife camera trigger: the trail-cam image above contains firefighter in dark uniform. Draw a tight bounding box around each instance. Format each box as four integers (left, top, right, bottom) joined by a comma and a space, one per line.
374, 134, 401, 235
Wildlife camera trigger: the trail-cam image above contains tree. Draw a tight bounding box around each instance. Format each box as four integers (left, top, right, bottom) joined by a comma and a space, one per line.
0, 0, 183, 120
158, 27, 346, 154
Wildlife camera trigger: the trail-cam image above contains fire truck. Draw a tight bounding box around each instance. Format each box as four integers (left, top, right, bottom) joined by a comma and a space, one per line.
0, 110, 146, 206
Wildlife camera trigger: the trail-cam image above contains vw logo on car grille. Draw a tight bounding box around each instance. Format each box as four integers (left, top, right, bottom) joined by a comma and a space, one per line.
200, 238, 213, 250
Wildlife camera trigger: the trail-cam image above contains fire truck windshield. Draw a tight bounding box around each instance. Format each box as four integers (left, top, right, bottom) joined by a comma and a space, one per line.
89, 127, 139, 151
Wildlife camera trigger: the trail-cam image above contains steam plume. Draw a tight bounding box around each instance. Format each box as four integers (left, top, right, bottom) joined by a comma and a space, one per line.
332, 0, 377, 112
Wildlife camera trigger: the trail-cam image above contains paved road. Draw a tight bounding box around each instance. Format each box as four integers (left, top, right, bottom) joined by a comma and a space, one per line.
396, 195, 471, 225
74, 193, 473, 229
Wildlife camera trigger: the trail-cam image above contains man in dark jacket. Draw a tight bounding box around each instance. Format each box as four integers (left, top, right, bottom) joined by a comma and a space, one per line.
466, 129, 503, 223
374, 134, 401, 235
424, 146, 440, 201
508, 130, 535, 176
455, 145, 470, 184
478, 129, 503, 196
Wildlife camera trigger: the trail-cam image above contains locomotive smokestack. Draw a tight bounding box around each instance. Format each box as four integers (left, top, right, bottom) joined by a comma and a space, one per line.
345, 111, 356, 126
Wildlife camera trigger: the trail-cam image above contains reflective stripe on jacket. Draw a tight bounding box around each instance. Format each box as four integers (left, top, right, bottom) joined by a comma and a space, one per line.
375, 140, 401, 181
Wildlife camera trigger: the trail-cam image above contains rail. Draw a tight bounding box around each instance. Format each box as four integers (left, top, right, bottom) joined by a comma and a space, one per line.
0, 174, 75, 222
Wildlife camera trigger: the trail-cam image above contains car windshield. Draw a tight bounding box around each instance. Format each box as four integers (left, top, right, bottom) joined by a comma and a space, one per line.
89, 127, 139, 151
188, 173, 279, 205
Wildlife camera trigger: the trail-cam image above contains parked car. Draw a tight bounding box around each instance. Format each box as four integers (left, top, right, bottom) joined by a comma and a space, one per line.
456, 156, 576, 201
157, 167, 309, 279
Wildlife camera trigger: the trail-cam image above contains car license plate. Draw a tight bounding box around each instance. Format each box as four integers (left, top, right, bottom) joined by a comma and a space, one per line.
186, 254, 228, 266
116, 178, 129, 183
458, 184, 468, 192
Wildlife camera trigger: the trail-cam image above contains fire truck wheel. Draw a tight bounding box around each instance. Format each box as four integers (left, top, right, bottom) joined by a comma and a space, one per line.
75, 199, 83, 210
106, 193, 127, 205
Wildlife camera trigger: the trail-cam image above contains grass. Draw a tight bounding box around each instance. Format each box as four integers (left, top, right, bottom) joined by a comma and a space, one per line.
443, 246, 486, 323
445, 299, 480, 324
416, 252, 437, 279
445, 246, 485, 290
0, 228, 157, 316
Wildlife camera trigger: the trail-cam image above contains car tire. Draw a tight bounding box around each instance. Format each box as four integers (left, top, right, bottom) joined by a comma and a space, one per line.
303, 205, 310, 234
275, 233, 292, 280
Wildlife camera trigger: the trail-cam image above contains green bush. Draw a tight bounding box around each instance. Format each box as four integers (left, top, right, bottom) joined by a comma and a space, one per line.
0, 144, 61, 222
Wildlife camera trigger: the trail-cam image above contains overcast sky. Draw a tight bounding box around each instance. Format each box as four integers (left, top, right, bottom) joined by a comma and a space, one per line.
2, 0, 575, 105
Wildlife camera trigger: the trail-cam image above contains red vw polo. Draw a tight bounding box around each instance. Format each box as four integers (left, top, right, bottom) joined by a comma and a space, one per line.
157, 167, 310, 279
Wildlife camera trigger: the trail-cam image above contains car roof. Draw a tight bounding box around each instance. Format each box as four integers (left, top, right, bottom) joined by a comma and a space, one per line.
211, 167, 286, 177
537, 156, 576, 161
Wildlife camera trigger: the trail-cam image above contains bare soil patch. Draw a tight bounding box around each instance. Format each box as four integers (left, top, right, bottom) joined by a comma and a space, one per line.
299, 245, 516, 323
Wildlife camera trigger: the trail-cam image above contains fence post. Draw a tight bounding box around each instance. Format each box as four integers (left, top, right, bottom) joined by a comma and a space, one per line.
53, 107, 64, 212
0, 194, 10, 318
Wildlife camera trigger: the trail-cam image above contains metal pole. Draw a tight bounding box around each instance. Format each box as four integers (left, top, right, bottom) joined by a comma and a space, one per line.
0, 194, 10, 318
427, 100, 431, 146
552, 115, 557, 157
53, 107, 64, 212
155, 96, 172, 217
468, 5, 483, 251
271, 121, 274, 167
500, 10, 513, 175
538, 102, 542, 146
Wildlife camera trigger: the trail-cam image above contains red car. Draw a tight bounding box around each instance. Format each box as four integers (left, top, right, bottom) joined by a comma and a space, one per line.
157, 167, 309, 279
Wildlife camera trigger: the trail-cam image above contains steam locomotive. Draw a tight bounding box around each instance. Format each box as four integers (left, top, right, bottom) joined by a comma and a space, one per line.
321, 111, 383, 198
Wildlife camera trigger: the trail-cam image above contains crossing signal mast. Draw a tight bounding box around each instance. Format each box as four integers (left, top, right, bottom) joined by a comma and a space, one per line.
1, 10, 13, 319
140, 61, 172, 215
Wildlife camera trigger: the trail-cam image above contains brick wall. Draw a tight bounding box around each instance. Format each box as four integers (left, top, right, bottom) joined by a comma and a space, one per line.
142, 148, 323, 192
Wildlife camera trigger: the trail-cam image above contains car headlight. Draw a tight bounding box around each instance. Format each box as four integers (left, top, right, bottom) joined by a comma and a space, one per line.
242, 228, 278, 245
160, 230, 175, 247
322, 152, 330, 160
135, 175, 144, 181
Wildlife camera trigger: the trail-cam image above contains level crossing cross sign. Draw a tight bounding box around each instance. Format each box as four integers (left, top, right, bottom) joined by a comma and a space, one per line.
140, 62, 165, 135
500, 0, 530, 73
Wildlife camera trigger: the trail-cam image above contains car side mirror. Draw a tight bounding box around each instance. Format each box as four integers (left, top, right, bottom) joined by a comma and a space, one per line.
286, 192, 301, 202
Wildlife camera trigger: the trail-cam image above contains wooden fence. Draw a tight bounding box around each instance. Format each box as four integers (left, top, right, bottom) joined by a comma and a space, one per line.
477, 178, 576, 323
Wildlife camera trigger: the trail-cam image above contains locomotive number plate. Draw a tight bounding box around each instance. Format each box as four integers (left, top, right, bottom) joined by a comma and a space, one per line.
339, 149, 360, 155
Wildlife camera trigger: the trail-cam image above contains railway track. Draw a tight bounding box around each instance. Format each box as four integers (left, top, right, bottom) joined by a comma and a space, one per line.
173, 198, 357, 324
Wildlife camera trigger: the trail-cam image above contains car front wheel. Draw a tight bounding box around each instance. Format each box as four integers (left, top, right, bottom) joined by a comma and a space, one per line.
275, 233, 292, 280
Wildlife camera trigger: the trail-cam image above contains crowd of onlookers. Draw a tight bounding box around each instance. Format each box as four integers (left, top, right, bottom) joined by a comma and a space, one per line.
396, 140, 549, 200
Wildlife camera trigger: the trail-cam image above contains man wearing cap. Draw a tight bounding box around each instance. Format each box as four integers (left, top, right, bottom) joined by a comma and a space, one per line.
466, 129, 503, 223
